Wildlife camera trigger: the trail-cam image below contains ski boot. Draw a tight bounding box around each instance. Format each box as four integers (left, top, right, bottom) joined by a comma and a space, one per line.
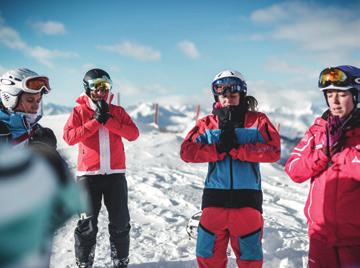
110, 242, 129, 268
75, 245, 95, 268
112, 257, 129, 268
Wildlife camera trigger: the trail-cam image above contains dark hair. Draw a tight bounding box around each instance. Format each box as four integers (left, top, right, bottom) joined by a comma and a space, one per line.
245, 95, 258, 111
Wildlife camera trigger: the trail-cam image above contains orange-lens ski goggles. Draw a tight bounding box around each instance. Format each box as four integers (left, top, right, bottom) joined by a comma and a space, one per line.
318, 68, 351, 88
23, 76, 51, 94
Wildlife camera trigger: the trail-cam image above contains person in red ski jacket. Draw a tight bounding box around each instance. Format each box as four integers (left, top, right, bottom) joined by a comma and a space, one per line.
285, 65, 360, 268
63, 68, 139, 268
180, 70, 280, 268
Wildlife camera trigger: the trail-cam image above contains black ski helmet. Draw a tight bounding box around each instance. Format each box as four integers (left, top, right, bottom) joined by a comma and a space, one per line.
83, 68, 111, 95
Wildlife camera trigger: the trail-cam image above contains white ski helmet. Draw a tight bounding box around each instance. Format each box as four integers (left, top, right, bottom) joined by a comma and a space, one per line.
0, 68, 50, 110
186, 211, 202, 240
211, 70, 247, 100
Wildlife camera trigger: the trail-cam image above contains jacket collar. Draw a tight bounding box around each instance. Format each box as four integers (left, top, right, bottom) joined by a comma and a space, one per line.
76, 92, 114, 111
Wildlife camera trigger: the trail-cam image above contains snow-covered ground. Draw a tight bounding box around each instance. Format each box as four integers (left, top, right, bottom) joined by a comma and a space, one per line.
41, 103, 314, 268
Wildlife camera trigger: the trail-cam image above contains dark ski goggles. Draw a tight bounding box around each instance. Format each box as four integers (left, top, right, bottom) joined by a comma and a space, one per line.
318, 67, 358, 89
88, 77, 112, 92
212, 77, 247, 96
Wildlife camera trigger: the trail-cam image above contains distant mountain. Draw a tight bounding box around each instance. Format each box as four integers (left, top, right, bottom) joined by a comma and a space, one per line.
43, 103, 72, 115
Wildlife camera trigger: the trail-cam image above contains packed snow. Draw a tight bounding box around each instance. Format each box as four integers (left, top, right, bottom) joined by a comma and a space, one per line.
41, 102, 318, 268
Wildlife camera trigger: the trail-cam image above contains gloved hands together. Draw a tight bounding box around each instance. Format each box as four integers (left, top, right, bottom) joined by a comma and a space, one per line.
216, 127, 238, 153
322, 115, 344, 157
94, 99, 110, 124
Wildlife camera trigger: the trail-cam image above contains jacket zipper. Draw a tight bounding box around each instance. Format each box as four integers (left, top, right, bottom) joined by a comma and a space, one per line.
230, 156, 234, 205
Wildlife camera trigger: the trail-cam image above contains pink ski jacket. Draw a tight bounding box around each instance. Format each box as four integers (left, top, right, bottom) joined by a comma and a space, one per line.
63, 94, 139, 176
285, 111, 360, 246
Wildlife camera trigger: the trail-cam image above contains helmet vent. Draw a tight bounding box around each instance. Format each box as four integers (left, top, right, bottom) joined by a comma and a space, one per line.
3, 93, 10, 101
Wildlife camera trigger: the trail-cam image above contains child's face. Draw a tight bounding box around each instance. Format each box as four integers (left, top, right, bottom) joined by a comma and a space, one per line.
218, 92, 240, 107
90, 87, 109, 102
326, 89, 355, 119
15, 92, 42, 114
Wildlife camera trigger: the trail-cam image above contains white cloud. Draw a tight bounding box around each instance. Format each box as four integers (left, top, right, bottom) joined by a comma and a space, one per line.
250, 2, 360, 55
264, 57, 317, 78
99, 41, 161, 61
28, 46, 77, 67
0, 26, 27, 50
0, 23, 77, 67
109, 78, 212, 107
248, 79, 322, 112
32, 21, 66, 35
177, 40, 200, 59
113, 79, 174, 98
250, 4, 289, 23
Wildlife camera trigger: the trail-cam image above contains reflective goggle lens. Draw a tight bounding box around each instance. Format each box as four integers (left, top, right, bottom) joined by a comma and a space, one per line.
318, 68, 349, 88
25, 77, 51, 93
212, 77, 246, 96
88, 78, 112, 91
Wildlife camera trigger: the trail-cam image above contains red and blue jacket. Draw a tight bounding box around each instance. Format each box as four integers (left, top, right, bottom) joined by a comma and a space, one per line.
285, 109, 360, 246
181, 109, 280, 212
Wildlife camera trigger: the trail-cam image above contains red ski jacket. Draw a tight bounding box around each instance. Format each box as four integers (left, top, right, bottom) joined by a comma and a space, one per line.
63, 94, 139, 176
285, 110, 360, 246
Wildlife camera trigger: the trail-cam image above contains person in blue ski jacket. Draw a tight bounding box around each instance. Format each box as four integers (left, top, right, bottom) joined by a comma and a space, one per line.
181, 70, 280, 268
0, 68, 58, 147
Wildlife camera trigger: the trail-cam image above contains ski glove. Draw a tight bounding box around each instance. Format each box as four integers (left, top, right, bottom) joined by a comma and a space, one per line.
216, 127, 238, 153
94, 99, 110, 124
323, 115, 344, 157
29, 127, 57, 148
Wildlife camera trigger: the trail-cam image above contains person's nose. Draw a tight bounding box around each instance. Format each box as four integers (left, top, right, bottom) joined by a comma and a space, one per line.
32, 102, 40, 110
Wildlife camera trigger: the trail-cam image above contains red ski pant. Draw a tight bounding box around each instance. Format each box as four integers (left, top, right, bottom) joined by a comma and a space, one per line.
308, 238, 360, 268
196, 207, 263, 268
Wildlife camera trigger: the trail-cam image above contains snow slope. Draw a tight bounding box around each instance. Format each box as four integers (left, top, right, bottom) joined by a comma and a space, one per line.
41, 103, 312, 268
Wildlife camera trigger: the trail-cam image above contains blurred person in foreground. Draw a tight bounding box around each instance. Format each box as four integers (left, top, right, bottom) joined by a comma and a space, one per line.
0, 143, 84, 267
180, 70, 280, 268
0, 68, 56, 147
285, 65, 360, 267
63, 68, 139, 268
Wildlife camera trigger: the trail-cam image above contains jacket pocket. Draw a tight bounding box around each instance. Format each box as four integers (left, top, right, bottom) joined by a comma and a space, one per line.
238, 228, 263, 261
196, 223, 216, 258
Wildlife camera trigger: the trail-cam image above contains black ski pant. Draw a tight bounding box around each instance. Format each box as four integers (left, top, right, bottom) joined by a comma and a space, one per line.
74, 173, 130, 262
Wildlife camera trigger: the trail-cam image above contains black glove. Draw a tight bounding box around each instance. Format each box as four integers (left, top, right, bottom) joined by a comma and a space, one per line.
94, 99, 110, 124
214, 105, 245, 129
29, 126, 57, 148
216, 127, 238, 153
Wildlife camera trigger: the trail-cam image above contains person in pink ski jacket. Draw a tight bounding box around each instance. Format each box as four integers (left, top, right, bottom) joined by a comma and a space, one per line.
285, 65, 360, 267
63, 68, 139, 268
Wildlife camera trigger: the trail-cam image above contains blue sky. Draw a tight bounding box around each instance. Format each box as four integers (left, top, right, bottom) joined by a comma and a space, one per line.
1, 0, 360, 110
